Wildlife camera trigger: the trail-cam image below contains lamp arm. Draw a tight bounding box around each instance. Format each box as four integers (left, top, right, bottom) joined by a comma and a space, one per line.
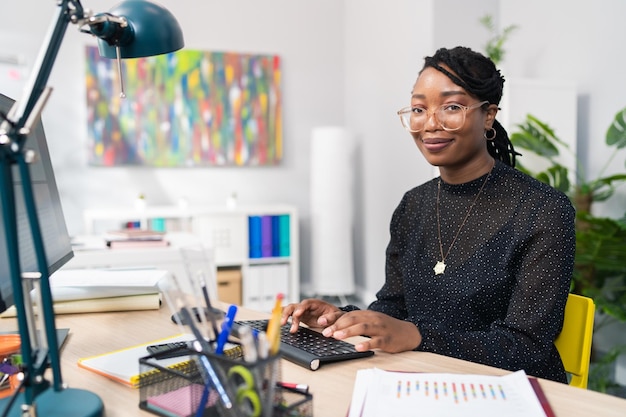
9, 1, 133, 133
2, 0, 177, 392
9, 1, 81, 134
1, 2, 81, 401
1, 0, 181, 414
0, 6, 93, 411
0, 0, 116, 404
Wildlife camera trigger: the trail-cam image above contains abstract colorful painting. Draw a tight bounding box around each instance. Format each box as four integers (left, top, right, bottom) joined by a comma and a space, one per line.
85, 46, 282, 166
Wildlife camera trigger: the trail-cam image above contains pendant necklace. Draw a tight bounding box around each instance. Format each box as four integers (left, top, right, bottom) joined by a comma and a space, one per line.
434, 161, 494, 275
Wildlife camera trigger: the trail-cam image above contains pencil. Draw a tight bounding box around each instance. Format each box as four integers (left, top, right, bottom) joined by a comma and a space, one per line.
265, 293, 284, 355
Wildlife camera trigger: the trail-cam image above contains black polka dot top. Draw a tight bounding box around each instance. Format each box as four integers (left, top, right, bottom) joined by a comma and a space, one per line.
369, 160, 575, 383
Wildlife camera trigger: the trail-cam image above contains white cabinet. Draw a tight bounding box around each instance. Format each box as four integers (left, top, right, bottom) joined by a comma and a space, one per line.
500, 77, 578, 182
242, 264, 290, 312
189, 205, 299, 312
77, 204, 299, 311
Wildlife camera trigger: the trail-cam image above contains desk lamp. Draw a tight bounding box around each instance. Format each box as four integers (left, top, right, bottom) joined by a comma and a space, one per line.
0, 1, 183, 416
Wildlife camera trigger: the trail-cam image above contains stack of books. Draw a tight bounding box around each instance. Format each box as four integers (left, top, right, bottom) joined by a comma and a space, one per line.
104, 229, 169, 249
0, 269, 167, 317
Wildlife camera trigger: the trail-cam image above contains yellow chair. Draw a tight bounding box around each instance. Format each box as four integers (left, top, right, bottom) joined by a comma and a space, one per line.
554, 293, 595, 389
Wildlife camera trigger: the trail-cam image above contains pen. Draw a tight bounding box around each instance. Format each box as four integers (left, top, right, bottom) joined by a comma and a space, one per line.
198, 271, 221, 341
256, 331, 269, 359
277, 381, 309, 394
199, 355, 234, 411
195, 383, 211, 417
265, 293, 284, 355
238, 325, 258, 363
216, 305, 238, 355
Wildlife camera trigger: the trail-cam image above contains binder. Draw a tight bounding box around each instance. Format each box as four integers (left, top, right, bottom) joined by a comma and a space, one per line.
271, 215, 281, 257
248, 216, 262, 258
261, 215, 273, 258
278, 214, 290, 257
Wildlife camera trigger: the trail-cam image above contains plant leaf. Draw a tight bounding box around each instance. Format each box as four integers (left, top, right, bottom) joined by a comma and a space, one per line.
606, 106, 626, 149
526, 114, 570, 148
479, 14, 494, 31
575, 214, 626, 303
593, 173, 626, 185
588, 174, 626, 202
535, 165, 570, 193
510, 119, 560, 158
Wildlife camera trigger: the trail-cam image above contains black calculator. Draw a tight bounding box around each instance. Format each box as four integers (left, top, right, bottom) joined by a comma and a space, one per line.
146, 341, 189, 359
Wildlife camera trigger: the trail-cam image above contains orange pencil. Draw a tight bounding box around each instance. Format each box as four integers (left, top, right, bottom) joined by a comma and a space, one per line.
266, 293, 284, 355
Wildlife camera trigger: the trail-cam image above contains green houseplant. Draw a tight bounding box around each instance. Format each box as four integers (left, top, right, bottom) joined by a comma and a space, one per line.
510, 110, 626, 310
478, 14, 519, 65
510, 108, 626, 392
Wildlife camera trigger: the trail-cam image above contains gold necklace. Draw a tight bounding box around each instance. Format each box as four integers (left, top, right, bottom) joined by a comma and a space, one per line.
434, 162, 494, 275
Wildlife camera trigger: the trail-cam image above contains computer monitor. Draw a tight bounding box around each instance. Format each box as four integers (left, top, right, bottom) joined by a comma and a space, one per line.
0, 92, 73, 313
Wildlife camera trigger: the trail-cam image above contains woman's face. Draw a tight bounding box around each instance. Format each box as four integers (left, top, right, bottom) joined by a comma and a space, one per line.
409, 66, 497, 170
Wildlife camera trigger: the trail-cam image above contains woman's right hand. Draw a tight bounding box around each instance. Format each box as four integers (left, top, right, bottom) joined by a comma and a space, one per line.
281, 298, 344, 333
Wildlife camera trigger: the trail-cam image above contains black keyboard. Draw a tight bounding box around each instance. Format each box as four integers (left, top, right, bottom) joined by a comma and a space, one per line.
233, 319, 374, 371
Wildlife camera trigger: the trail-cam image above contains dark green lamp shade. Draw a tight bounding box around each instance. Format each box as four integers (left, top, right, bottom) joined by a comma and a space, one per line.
94, 0, 184, 59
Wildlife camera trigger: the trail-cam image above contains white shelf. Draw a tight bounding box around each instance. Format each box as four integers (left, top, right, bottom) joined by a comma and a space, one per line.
76, 204, 300, 311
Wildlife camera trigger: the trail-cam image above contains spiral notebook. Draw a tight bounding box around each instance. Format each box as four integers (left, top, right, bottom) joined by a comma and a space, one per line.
78, 334, 195, 388
78, 333, 242, 388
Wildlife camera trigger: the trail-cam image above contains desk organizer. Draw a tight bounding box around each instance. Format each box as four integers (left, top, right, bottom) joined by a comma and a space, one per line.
138, 347, 312, 417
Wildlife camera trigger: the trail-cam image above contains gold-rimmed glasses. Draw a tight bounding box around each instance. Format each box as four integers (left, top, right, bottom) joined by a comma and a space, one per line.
397, 101, 489, 132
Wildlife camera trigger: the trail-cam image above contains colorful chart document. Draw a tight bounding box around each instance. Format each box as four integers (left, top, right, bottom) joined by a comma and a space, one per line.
348, 369, 548, 417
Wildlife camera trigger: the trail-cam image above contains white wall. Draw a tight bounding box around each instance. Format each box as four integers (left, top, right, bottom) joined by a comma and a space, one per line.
344, 0, 499, 303
2, 0, 625, 303
344, 0, 435, 302
0, 0, 345, 291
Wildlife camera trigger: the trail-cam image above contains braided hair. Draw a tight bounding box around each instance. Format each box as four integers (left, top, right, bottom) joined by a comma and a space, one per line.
421, 46, 520, 167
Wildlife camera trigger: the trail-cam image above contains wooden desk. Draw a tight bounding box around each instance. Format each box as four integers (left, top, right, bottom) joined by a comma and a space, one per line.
1, 305, 625, 416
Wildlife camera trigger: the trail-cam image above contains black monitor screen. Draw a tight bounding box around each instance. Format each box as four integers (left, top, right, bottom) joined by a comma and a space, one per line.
0, 92, 73, 313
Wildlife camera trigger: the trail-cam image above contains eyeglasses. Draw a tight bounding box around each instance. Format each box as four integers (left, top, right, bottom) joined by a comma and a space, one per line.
396, 101, 489, 133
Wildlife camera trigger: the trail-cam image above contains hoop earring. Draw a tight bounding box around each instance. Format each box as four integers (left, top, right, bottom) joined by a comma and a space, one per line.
484, 128, 496, 140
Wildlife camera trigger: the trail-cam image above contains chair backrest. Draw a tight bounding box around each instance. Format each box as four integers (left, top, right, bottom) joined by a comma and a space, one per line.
554, 293, 595, 389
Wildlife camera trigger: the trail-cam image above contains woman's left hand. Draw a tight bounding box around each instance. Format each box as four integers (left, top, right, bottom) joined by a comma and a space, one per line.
321, 310, 422, 353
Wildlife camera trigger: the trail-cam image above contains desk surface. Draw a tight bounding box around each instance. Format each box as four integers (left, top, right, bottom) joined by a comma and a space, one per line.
2, 304, 625, 417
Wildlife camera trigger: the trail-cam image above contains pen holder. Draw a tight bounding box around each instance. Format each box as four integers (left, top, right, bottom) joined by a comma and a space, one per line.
138, 346, 313, 417
203, 351, 280, 417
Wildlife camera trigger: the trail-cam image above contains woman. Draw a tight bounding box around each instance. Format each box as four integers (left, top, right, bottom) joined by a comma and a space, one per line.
282, 46, 575, 383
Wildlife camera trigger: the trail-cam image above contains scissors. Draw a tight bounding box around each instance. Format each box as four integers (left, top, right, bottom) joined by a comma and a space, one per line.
227, 365, 262, 417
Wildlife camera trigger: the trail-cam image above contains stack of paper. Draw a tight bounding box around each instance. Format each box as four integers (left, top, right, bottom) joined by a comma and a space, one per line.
0, 269, 168, 317
348, 369, 552, 417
